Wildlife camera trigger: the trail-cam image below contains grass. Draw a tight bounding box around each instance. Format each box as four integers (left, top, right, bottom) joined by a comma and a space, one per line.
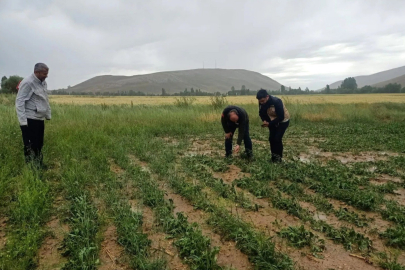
279, 225, 325, 257
0, 168, 51, 269
61, 195, 100, 270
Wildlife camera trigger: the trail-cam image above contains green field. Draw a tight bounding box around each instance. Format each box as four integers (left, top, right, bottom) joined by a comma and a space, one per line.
1, 94, 405, 270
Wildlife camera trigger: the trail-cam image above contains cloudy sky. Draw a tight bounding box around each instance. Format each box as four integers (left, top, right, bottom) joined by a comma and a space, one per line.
1, 0, 405, 90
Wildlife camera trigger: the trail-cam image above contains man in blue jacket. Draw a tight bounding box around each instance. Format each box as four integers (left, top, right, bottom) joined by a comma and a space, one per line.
256, 89, 290, 162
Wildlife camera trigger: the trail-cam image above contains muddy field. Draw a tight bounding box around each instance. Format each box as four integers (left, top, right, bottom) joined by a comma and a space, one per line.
25, 135, 405, 270
1, 97, 404, 269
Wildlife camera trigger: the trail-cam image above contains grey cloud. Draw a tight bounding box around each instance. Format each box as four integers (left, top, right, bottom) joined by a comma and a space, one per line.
1, 0, 405, 89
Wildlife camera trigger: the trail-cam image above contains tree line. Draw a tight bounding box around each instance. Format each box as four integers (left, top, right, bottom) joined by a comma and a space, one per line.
322, 77, 405, 94
50, 85, 316, 96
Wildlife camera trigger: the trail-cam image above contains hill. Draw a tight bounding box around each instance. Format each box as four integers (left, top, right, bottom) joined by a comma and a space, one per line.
67, 69, 282, 94
329, 66, 405, 89
372, 73, 405, 88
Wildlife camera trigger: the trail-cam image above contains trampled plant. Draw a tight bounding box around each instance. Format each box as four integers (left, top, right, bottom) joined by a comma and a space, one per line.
279, 225, 325, 257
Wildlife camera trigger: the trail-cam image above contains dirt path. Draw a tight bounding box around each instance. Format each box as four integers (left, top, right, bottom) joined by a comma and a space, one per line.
99, 225, 129, 270
37, 217, 69, 270
141, 205, 188, 270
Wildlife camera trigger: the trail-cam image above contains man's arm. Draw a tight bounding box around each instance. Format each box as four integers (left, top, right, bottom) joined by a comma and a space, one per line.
15, 82, 33, 126
221, 113, 230, 133
236, 113, 246, 145
258, 104, 267, 122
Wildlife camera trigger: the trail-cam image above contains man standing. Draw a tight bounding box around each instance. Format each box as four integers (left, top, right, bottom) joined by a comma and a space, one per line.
256, 89, 290, 163
221, 105, 253, 158
16, 63, 51, 167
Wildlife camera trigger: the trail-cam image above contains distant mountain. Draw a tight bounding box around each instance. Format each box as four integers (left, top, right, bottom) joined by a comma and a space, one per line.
372, 74, 405, 88
67, 69, 282, 94
328, 66, 405, 89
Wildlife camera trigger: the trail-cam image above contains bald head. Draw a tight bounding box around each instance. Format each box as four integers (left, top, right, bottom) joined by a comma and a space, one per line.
228, 110, 239, 123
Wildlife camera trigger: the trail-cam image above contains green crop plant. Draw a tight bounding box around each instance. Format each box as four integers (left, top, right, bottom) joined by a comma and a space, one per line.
279, 225, 325, 257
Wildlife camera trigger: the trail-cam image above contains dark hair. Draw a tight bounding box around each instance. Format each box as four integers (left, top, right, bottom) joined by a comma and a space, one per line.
256, 89, 269, 99
34, 63, 48, 72
228, 109, 238, 116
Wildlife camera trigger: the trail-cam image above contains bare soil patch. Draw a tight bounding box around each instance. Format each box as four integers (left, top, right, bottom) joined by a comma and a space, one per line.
128, 154, 151, 173
121, 181, 137, 199
184, 139, 221, 157
128, 199, 141, 213
251, 139, 268, 147
99, 225, 129, 270
37, 217, 69, 270
108, 159, 125, 176
160, 136, 180, 146
288, 239, 380, 270
370, 174, 403, 185
385, 188, 405, 206
212, 164, 251, 184
299, 147, 400, 164
241, 198, 298, 236
141, 206, 187, 270
0, 217, 8, 250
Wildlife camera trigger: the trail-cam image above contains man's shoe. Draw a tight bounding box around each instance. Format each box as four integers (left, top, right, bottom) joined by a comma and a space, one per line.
40, 163, 49, 170
241, 152, 254, 160
271, 154, 282, 163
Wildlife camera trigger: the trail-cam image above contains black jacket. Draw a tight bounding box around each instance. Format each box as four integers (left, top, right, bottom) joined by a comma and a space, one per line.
221, 105, 249, 145
259, 95, 285, 128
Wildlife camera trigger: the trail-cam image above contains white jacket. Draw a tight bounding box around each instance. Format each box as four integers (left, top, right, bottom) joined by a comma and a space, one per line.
15, 73, 51, 126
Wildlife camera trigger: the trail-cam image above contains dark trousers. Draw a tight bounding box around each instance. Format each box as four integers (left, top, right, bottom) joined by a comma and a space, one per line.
225, 122, 252, 157
269, 120, 289, 162
20, 119, 45, 165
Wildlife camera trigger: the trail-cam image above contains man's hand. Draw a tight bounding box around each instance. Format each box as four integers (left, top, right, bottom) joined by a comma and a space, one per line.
225, 132, 232, 139
234, 145, 240, 153
261, 121, 269, 127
